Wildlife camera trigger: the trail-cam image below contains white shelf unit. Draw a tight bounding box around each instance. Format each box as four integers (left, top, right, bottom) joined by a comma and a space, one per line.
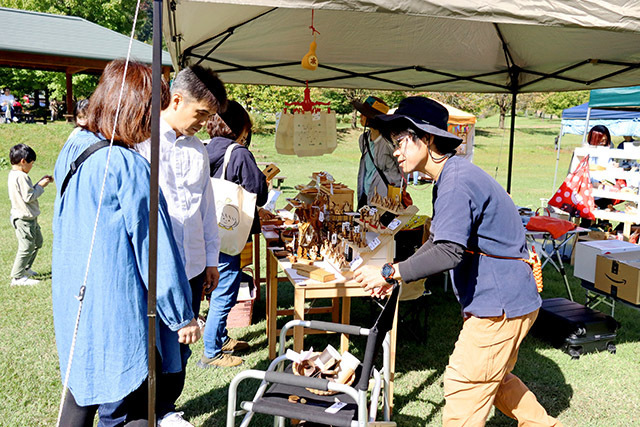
571, 146, 640, 236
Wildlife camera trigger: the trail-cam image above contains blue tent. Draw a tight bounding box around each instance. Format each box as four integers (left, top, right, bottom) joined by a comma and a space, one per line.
560, 102, 640, 136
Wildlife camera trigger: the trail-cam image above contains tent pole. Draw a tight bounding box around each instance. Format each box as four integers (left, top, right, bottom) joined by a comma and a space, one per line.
553, 127, 564, 192
507, 92, 517, 194
148, 0, 163, 425
582, 107, 592, 145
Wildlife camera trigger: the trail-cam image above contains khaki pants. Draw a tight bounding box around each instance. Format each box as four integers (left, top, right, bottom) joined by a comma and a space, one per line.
10, 218, 42, 279
443, 310, 562, 427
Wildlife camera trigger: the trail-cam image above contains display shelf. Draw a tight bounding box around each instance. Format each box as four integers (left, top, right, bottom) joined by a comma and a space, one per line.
570, 146, 640, 237
591, 189, 640, 203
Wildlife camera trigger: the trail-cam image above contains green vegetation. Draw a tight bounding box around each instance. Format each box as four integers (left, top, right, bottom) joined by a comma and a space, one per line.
0, 117, 639, 426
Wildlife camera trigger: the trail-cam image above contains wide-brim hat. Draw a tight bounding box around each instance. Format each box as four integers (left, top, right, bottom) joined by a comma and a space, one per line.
372, 96, 462, 147
351, 96, 390, 120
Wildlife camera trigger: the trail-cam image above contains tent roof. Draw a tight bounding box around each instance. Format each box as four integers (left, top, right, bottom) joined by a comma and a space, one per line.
562, 102, 640, 120
442, 103, 476, 125
165, 0, 640, 93
589, 86, 640, 109
0, 7, 172, 74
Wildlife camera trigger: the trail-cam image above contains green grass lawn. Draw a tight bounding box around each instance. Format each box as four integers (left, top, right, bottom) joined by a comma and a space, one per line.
1, 117, 639, 426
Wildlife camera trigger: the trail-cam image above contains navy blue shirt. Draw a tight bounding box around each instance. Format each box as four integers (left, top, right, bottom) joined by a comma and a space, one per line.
405, 156, 540, 318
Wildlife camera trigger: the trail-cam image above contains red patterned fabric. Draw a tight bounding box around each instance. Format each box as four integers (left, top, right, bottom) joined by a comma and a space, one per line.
548, 155, 595, 220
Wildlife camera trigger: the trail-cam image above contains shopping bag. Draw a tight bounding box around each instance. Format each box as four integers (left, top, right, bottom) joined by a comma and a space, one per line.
292, 111, 337, 157
275, 112, 295, 155
212, 144, 257, 256
548, 155, 596, 220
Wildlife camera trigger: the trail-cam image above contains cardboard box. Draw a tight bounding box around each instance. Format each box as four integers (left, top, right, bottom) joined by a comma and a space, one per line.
573, 240, 639, 283
595, 251, 640, 304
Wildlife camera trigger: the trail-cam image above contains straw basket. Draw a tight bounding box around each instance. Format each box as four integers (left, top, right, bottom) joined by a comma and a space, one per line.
292, 353, 356, 396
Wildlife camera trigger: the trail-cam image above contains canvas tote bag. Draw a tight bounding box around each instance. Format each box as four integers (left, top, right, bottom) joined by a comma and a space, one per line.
212, 143, 257, 256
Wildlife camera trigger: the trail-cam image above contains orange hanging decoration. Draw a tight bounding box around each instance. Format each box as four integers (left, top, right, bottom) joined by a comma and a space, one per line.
301, 10, 320, 71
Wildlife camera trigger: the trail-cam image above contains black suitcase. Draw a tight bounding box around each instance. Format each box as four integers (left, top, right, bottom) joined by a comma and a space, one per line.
531, 298, 620, 359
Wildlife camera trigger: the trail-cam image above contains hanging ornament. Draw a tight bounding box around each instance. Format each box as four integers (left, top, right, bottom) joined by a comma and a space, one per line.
301, 10, 320, 71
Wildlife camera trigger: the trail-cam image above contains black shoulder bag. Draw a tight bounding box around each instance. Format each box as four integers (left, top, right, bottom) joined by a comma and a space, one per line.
60, 140, 126, 197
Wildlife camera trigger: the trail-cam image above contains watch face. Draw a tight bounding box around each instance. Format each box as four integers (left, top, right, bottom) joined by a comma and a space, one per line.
381, 263, 393, 278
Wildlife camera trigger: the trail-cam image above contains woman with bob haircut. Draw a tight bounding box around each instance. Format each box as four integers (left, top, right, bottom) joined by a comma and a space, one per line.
52, 59, 201, 426
197, 100, 268, 368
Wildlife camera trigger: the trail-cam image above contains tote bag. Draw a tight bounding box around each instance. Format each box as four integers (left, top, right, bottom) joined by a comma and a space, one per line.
212, 143, 257, 256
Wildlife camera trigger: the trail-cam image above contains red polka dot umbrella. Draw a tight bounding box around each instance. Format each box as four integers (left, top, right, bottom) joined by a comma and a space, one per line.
548, 155, 595, 220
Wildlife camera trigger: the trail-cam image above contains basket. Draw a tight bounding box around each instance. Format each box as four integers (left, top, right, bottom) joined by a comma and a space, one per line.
227, 271, 256, 328
292, 352, 356, 395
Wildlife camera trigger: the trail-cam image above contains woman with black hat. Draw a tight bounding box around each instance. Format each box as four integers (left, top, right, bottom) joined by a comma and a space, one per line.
354, 96, 561, 426
352, 96, 404, 209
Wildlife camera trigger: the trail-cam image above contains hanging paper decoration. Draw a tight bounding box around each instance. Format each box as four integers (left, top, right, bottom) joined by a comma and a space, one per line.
275, 81, 336, 157
548, 155, 596, 219
301, 10, 320, 70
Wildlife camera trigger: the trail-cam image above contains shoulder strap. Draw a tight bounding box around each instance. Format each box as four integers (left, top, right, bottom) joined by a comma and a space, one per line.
60, 139, 124, 197
364, 133, 390, 187
220, 143, 241, 181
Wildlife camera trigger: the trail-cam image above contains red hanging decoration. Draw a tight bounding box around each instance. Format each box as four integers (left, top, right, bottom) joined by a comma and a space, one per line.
548, 155, 596, 220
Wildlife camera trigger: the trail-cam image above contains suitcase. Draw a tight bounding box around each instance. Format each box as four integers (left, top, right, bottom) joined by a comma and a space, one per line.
531, 298, 620, 359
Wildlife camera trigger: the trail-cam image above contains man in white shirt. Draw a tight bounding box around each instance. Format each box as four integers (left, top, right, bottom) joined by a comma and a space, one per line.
0, 87, 15, 122
137, 65, 227, 427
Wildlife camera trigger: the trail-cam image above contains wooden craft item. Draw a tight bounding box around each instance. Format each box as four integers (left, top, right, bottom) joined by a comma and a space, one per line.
262, 163, 281, 181
293, 263, 336, 282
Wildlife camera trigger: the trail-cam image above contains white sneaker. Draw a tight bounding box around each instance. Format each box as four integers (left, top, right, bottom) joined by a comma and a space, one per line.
157, 411, 194, 427
11, 276, 40, 286
25, 269, 39, 277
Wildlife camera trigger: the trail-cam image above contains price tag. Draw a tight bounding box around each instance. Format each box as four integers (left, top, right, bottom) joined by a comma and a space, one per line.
325, 401, 348, 414
331, 233, 338, 245
354, 225, 360, 234
350, 256, 363, 270
368, 237, 381, 251
387, 218, 401, 230
312, 111, 321, 121
342, 222, 351, 232
319, 211, 325, 222
369, 207, 377, 215
330, 182, 334, 195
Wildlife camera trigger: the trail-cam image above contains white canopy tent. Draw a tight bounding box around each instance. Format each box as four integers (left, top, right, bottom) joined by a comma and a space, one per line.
160, 0, 640, 193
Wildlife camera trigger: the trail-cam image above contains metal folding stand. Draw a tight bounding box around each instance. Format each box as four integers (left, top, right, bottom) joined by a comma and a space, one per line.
525, 228, 589, 301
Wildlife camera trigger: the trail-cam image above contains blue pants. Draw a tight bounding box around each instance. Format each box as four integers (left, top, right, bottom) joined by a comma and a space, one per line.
203, 252, 242, 358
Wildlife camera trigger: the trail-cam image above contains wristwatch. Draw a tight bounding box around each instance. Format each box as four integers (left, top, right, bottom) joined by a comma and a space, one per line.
380, 263, 397, 285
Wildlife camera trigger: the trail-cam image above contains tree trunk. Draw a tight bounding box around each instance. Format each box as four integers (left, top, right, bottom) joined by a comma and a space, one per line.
499, 112, 506, 129
351, 109, 359, 129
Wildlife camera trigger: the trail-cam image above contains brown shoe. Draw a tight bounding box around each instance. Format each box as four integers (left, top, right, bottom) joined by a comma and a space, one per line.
221, 337, 250, 353
197, 353, 243, 369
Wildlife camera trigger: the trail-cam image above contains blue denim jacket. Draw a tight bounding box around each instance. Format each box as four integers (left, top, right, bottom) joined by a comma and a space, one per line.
52, 130, 193, 405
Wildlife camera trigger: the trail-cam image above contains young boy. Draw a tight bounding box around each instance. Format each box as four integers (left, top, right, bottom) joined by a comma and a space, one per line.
136, 65, 227, 427
8, 144, 53, 286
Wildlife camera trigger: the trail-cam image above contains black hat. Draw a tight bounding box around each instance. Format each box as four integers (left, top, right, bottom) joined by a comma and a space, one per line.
351, 96, 390, 120
372, 96, 462, 147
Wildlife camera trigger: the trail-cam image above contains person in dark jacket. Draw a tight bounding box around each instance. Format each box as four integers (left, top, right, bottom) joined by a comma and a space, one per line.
199, 100, 268, 368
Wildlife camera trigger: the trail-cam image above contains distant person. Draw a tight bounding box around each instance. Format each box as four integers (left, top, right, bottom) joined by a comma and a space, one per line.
617, 135, 638, 149
50, 98, 59, 121
69, 99, 90, 138
352, 96, 404, 209
8, 144, 53, 286
199, 101, 268, 368
587, 125, 613, 147
136, 65, 227, 427
52, 60, 200, 426
1, 87, 15, 122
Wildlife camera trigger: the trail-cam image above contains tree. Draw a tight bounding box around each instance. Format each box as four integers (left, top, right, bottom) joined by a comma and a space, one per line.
495, 94, 511, 129
543, 91, 589, 118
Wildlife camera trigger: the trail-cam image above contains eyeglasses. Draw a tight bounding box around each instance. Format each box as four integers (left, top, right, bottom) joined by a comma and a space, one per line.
390, 130, 417, 148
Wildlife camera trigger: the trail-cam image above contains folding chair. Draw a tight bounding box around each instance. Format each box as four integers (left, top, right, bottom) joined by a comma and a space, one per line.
227, 284, 400, 427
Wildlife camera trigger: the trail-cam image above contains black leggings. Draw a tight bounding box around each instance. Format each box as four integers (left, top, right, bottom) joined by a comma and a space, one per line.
58, 383, 148, 427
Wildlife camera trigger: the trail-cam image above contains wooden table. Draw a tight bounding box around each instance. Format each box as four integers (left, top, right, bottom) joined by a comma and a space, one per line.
265, 248, 399, 404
